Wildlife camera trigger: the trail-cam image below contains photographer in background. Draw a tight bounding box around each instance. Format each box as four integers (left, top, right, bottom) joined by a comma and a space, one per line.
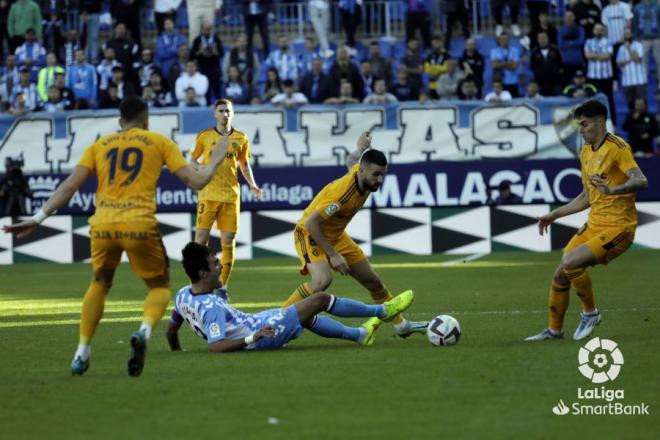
0, 157, 32, 217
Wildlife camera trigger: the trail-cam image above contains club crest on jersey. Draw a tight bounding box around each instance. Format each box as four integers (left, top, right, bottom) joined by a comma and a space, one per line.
209, 323, 221, 338
324, 203, 339, 216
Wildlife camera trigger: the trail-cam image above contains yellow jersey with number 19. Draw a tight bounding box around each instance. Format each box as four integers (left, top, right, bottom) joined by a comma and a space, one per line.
77, 127, 188, 226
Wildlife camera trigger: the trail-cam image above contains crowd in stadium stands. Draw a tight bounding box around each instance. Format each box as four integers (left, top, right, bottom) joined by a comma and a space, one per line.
0, 0, 657, 152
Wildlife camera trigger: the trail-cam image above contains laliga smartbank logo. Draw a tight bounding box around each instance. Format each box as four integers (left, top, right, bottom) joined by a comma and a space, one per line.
551, 337, 650, 416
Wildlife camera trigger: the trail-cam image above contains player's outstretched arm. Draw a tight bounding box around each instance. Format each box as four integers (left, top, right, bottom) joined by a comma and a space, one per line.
2, 165, 92, 238
207, 325, 275, 353
590, 167, 648, 195
537, 188, 590, 235
239, 159, 262, 199
346, 131, 372, 170
174, 136, 229, 190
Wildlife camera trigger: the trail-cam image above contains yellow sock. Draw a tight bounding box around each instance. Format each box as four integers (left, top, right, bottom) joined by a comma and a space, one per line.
142, 287, 171, 327
548, 282, 570, 332
282, 283, 313, 307
370, 287, 404, 324
566, 268, 596, 312
220, 244, 235, 286
79, 280, 109, 345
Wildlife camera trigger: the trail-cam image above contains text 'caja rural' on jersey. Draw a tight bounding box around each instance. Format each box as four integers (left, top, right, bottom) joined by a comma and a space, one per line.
581, 133, 640, 228
297, 164, 369, 241
190, 127, 250, 203
77, 127, 188, 226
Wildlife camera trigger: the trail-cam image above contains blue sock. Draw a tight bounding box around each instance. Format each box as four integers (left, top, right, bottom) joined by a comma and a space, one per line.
327, 296, 385, 318
309, 316, 363, 342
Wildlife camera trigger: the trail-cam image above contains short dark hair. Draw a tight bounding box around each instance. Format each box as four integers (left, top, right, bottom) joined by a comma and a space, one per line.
573, 99, 608, 120
181, 242, 213, 283
360, 149, 387, 167
283, 79, 295, 87
119, 96, 148, 123
214, 98, 233, 107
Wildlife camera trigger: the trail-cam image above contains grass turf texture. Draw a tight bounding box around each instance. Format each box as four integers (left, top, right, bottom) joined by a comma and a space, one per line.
1, 250, 658, 439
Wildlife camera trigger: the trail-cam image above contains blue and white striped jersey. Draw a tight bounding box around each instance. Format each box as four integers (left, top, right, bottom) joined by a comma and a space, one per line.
616, 41, 647, 86
602, 2, 634, 44
585, 37, 613, 79
172, 286, 259, 346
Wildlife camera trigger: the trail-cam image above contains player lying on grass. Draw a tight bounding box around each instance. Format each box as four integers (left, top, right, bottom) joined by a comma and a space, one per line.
166, 242, 414, 352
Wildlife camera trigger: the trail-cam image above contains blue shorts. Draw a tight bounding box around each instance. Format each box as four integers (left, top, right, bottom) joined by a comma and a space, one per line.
252, 305, 303, 350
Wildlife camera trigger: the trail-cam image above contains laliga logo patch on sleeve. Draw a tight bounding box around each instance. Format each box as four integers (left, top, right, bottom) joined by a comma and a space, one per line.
209, 323, 221, 338
324, 203, 339, 216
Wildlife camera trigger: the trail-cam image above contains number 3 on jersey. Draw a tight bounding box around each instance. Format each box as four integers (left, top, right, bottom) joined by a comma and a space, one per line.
106, 147, 143, 185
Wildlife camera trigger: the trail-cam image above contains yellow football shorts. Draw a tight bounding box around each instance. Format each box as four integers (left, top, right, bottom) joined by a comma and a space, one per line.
564, 223, 635, 265
195, 200, 239, 233
293, 226, 366, 275
90, 223, 169, 279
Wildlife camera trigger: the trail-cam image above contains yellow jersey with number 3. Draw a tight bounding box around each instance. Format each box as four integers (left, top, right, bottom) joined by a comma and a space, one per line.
77, 127, 188, 226
297, 164, 369, 242
190, 127, 250, 203
581, 133, 640, 228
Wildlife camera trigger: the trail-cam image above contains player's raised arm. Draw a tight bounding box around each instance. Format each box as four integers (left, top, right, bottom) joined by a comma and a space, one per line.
3, 165, 92, 238
537, 188, 590, 235
174, 136, 229, 190
346, 131, 372, 170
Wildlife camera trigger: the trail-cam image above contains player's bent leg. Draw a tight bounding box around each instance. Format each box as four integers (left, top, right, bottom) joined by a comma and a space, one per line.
562, 245, 601, 340
306, 314, 378, 346
219, 231, 236, 287
194, 228, 211, 245
282, 261, 333, 307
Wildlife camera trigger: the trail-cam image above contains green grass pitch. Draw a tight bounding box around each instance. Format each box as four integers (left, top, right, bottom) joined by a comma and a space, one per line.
1, 250, 658, 439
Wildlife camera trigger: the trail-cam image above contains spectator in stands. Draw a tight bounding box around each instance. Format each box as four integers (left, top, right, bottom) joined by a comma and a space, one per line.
261, 67, 283, 102
405, 0, 431, 48
15, 28, 46, 82
192, 20, 224, 103
616, 27, 648, 109
585, 23, 616, 123
266, 35, 299, 82
562, 69, 598, 97
623, 98, 658, 156
530, 31, 564, 96
142, 85, 157, 107
8, 0, 42, 52
458, 77, 480, 100
390, 66, 420, 102
8, 91, 30, 116
175, 60, 209, 106
111, 0, 143, 47
338, 0, 363, 49
325, 79, 359, 104
528, 12, 558, 51
60, 27, 84, 68
634, 0, 660, 91
67, 49, 97, 107
0, 55, 20, 109
53, 71, 74, 109
360, 60, 375, 96
365, 41, 393, 86
492, 0, 521, 37
134, 48, 161, 90
0, 0, 11, 60
525, 80, 543, 99
309, 0, 332, 58
490, 32, 521, 97
242, 0, 271, 56
109, 66, 137, 100
330, 46, 365, 100
363, 78, 398, 104
558, 10, 586, 82
222, 65, 251, 104
571, 0, 601, 38
42, 85, 69, 112
459, 38, 485, 94
400, 38, 424, 92
298, 36, 320, 77
41, 6, 64, 57
156, 18, 187, 80
99, 83, 121, 109
484, 79, 512, 102
167, 44, 190, 88
37, 53, 64, 103
436, 59, 464, 100
187, 0, 222, 43
602, 0, 633, 51
424, 35, 450, 99
97, 47, 122, 96
79, 1, 102, 63
103, 23, 140, 81
299, 57, 334, 104
10, 66, 40, 112
445, 0, 470, 50
148, 70, 175, 107
180, 86, 202, 108
271, 78, 309, 107
495, 180, 523, 204
222, 33, 260, 91
154, 0, 182, 34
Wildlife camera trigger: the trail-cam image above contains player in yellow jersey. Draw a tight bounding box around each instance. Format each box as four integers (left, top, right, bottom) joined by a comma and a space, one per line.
282, 132, 428, 338
526, 99, 648, 341
190, 98, 261, 289
4, 97, 230, 376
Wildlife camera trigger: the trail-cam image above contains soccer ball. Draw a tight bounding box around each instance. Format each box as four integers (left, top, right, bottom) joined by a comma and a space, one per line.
427, 314, 461, 346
